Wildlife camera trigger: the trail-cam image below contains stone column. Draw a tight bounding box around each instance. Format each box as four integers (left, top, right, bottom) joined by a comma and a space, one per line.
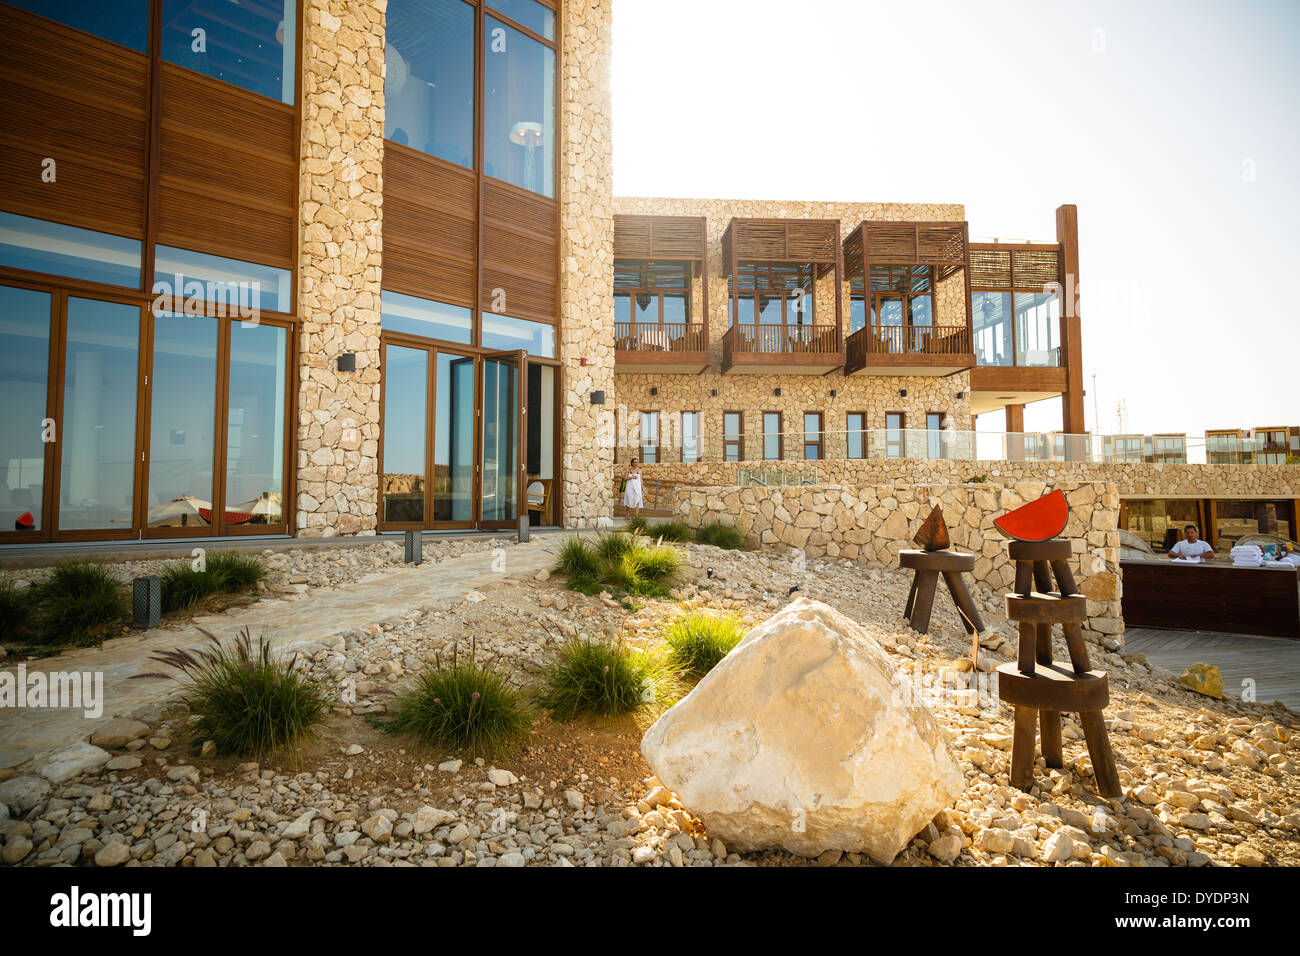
294, 0, 385, 536
558, 0, 614, 526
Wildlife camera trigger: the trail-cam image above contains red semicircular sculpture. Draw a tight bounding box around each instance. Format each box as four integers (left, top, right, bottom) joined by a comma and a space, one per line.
993, 489, 1068, 541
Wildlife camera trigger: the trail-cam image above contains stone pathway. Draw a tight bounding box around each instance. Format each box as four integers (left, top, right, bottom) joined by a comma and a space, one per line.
1125, 627, 1300, 711
0, 536, 563, 771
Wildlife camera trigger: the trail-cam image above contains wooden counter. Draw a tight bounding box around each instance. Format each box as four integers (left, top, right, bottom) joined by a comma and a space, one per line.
1120, 559, 1300, 639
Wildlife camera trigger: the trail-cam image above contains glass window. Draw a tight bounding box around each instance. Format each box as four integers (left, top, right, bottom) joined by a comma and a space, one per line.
382, 345, 427, 524
161, 0, 295, 103
1015, 291, 1061, 366
8, 0, 148, 53
385, 0, 474, 168
148, 312, 218, 528
61, 298, 139, 531
762, 412, 780, 461
0, 287, 52, 532
682, 412, 700, 463
972, 291, 1013, 366
484, 16, 555, 196
849, 295, 866, 334
885, 412, 904, 459
435, 352, 475, 522
723, 412, 742, 462
0, 212, 141, 288
639, 411, 659, 464
927, 412, 944, 459
803, 413, 822, 460
381, 291, 473, 344
481, 314, 556, 357
1120, 498, 1201, 553
226, 322, 286, 525
1215, 499, 1294, 550
154, 245, 291, 315
488, 0, 555, 39
846, 413, 865, 460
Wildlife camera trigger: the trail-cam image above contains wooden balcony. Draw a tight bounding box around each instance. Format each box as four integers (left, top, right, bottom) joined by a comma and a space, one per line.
614, 321, 711, 373
844, 323, 975, 376
721, 323, 843, 374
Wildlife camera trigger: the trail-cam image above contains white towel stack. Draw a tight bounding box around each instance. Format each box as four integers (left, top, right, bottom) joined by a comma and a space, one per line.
1230, 545, 1263, 567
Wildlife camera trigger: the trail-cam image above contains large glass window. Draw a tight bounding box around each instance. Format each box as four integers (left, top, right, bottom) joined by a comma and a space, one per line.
484, 16, 555, 196
846, 412, 866, 460
681, 412, 700, 463
385, 0, 475, 168
481, 313, 555, 356
723, 412, 743, 462
1120, 498, 1202, 553
60, 298, 139, 531
639, 411, 659, 464
381, 291, 473, 344
972, 291, 1012, 366
803, 413, 823, 461
8, 0, 148, 53
489, 0, 555, 39
382, 345, 427, 524
927, 412, 944, 459
0, 212, 141, 289
161, 0, 295, 103
885, 412, 904, 459
1215, 499, 1294, 550
154, 245, 291, 316
0, 287, 52, 532
869, 265, 932, 352
1015, 291, 1061, 366
614, 260, 692, 345
762, 412, 781, 461
435, 352, 475, 522
226, 322, 286, 525
147, 312, 218, 528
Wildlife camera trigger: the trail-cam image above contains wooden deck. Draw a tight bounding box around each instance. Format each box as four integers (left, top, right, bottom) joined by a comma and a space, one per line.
1124, 627, 1300, 711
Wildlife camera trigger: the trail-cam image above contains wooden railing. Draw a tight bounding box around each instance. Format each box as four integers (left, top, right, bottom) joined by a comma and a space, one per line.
614, 321, 707, 353
846, 324, 971, 367
722, 323, 840, 362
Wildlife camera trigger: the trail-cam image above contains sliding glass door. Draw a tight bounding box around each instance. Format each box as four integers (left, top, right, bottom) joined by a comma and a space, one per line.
480, 349, 525, 528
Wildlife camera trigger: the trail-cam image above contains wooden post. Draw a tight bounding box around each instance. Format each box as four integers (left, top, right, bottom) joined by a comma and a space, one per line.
1056, 204, 1086, 443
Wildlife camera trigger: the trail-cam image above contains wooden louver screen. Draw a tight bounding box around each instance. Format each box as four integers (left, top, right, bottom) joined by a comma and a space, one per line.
1011, 249, 1061, 288
970, 249, 1013, 288
613, 215, 706, 261
480, 179, 558, 325
969, 247, 1061, 289
860, 221, 967, 265
729, 219, 839, 263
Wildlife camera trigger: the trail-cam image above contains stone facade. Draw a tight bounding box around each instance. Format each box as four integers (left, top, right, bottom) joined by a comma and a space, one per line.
559, 0, 615, 527
294, 0, 386, 536
675, 481, 1125, 645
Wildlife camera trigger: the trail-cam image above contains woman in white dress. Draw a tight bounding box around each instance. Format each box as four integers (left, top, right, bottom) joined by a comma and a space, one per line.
621, 458, 643, 511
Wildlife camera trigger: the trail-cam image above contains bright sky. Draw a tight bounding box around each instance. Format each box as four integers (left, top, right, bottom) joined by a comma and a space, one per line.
611, 0, 1300, 443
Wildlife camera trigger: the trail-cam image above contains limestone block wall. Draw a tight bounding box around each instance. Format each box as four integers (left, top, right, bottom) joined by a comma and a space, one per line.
675, 481, 1124, 645
559, 0, 615, 527
294, 0, 385, 536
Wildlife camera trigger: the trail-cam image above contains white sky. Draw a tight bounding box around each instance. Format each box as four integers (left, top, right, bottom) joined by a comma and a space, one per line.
610, 0, 1300, 441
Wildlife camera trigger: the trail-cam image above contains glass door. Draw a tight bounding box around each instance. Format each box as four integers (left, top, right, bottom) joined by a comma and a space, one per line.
479, 349, 525, 528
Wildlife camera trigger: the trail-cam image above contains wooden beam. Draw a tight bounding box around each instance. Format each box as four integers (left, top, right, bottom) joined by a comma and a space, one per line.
1056, 204, 1086, 437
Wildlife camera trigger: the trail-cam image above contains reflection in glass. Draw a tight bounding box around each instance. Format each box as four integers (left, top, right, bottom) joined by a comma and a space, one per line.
161, 0, 295, 102
226, 322, 286, 525
489, 0, 555, 39
525, 364, 555, 525
846, 413, 865, 460
154, 245, 291, 315
481, 313, 555, 356
763, 412, 780, 461
148, 312, 217, 528
972, 291, 1013, 366
639, 411, 659, 464
381, 291, 473, 344
385, 0, 474, 167
0, 212, 141, 289
435, 353, 475, 522
682, 412, 700, 464
7, 0, 148, 53
0, 287, 52, 532
382, 346, 427, 524
484, 16, 555, 196
723, 412, 742, 462
61, 299, 139, 530
804, 413, 821, 460
885, 412, 904, 459
481, 356, 518, 521
1014, 291, 1061, 366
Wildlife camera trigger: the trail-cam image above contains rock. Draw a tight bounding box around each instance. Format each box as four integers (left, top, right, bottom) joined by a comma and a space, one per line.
167, 765, 198, 781
1233, 844, 1266, 867
263, 851, 289, 867
632, 845, 656, 864
488, 768, 518, 787
245, 840, 272, 861
499, 851, 526, 867
640, 598, 964, 863
105, 756, 142, 771
89, 718, 151, 749
1179, 663, 1223, 699
437, 759, 462, 773
94, 842, 130, 867
35, 743, 110, 784
0, 775, 50, 815
927, 833, 963, 863
282, 811, 317, 840
1041, 830, 1074, 863
3, 836, 33, 864
87, 793, 113, 811
362, 814, 393, 843
975, 828, 1015, 855
563, 790, 585, 810
345, 744, 364, 756
412, 806, 457, 835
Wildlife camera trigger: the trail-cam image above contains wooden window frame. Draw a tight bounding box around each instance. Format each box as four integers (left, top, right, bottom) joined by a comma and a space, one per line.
761, 410, 782, 461
803, 411, 823, 461
885, 411, 905, 459
732, 261, 818, 329
723, 410, 744, 462
846, 411, 867, 460
680, 410, 700, 463
614, 260, 692, 328
639, 410, 660, 464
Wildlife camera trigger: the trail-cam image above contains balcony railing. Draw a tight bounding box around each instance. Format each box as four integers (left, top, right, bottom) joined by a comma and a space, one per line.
858, 324, 971, 355
722, 323, 840, 361
614, 321, 707, 354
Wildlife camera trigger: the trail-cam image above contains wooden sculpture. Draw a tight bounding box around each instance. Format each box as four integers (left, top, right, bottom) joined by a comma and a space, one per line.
899, 505, 984, 665
994, 493, 1122, 798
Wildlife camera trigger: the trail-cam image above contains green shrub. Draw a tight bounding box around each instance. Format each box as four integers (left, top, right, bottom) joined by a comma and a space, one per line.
160, 552, 266, 615
625, 515, 649, 535
539, 636, 675, 719
649, 520, 693, 543
663, 612, 746, 677
695, 522, 745, 550
552, 533, 682, 598
138, 627, 326, 757
555, 537, 601, 580
208, 552, 266, 591
29, 560, 129, 646
386, 652, 532, 757
635, 541, 683, 585
0, 577, 33, 642
594, 531, 635, 563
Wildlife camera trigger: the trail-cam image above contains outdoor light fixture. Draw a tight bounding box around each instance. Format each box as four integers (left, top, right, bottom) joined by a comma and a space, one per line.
404, 529, 422, 566
773, 387, 781, 396
590, 390, 606, 405
337, 353, 356, 372
899, 388, 908, 397
830, 389, 837, 398
711, 389, 718, 397
650, 387, 658, 396
132, 576, 161, 629
956, 391, 965, 399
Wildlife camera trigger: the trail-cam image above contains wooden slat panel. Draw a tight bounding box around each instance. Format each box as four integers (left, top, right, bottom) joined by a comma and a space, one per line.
1121, 561, 1299, 639
916, 222, 966, 264
157, 64, 294, 267
1013, 248, 1061, 288
842, 228, 864, 282
614, 215, 706, 260
970, 248, 1013, 288
863, 222, 916, 263
480, 179, 557, 323
735, 221, 788, 260
613, 215, 653, 258
0, 6, 148, 237
382, 142, 477, 307
785, 221, 837, 261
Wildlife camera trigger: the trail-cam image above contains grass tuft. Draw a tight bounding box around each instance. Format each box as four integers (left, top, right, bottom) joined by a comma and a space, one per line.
161, 552, 266, 615
28, 560, 129, 646
663, 612, 747, 677
552, 532, 683, 598
0, 577, 34, 643
136, 626, 326, 756
539, 636, 676, 719
695, 522, 746, 550
625, 515, 649, 535
647, 519, 693, 543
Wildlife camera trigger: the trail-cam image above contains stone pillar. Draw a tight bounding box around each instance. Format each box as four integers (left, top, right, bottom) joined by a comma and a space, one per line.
558, 0, 614, 526
294, 0, 385, 536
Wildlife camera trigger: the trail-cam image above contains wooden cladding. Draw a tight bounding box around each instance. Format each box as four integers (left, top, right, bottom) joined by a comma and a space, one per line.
969, 244, 1062, 290
383, 145, 477, 307
613, 215, 706, 260
480, 179, 557, 325
156, 65, 296, 269
724, 218, 840, 265
0, 7, 149, 238
845, 221, 968, 269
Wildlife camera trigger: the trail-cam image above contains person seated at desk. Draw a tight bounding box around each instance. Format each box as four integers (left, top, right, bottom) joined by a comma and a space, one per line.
1169, 524, 1214, 562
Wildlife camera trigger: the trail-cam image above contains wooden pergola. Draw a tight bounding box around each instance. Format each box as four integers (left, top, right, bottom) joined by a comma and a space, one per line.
613, 214, 710, 373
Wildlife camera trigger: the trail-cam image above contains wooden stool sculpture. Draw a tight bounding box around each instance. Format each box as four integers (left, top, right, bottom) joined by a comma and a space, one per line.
899, 506, 984, 665
993, 491, 1122, 798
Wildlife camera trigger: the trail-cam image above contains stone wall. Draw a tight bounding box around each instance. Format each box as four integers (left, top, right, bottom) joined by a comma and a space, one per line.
294, 0, 386, 536
675, 481, 1125, 645
558, 0, 615, 527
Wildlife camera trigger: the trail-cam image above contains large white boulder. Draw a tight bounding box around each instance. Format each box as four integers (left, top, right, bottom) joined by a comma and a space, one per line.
641, 597, 964, 863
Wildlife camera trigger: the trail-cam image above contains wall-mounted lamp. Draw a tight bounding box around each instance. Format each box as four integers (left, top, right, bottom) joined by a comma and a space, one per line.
829, 389, 837, 398
337, 353, 357, 372
590, 390, 606, 405
650, 387, 658, 396
773, 387, 782, 397
899, 388, 907, 397
956, 391, 965, 399
711, 389, 718, 397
